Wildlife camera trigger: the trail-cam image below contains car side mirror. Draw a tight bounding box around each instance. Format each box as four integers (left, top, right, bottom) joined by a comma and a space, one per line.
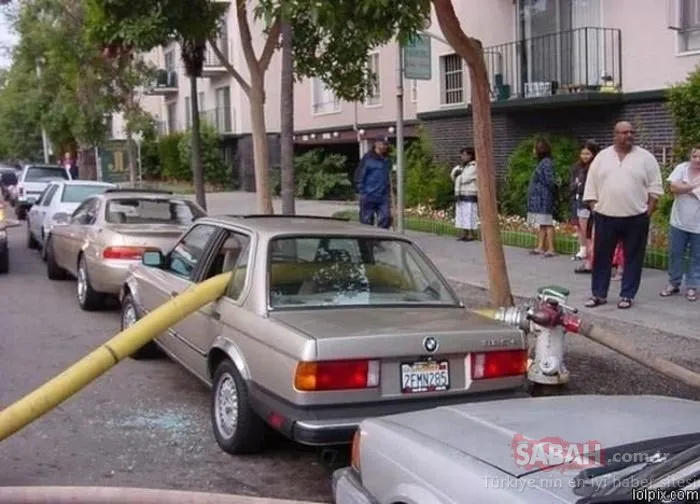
142, 250, 165, 268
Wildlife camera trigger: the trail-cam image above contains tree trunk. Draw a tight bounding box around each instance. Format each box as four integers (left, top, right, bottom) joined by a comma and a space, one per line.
189, 74, 207, 211
126, 130, 137, 187
77, 145, 97, 180
432, 0, 514, 307
280, 21, 295, 215
250, 79, 273, 214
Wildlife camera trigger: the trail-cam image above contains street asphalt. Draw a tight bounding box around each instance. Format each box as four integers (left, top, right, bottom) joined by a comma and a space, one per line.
1, 191, 699, 501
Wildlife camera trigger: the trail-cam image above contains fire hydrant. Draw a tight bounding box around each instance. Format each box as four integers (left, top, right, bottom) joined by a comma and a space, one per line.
477, 285, 577, 386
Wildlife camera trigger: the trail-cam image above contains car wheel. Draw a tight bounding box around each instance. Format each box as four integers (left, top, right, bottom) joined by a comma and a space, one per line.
76, 255, 104, 311
211, 359, 266, 455
0, 242, 9, 274
122, 292, 162, 360
45, 237, 68, 280
26, 222, 39, 250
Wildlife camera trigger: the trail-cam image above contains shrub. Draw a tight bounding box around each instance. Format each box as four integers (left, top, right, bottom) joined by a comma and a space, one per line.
667, 65, 700, 161
500, 134, 579, 221
158, 132, 188, 181
404, 127, 454, 211
178, 122, 230, 188
271, 149, 353, 200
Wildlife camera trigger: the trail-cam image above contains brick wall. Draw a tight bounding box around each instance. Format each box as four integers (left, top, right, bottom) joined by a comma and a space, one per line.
419, 95, 676, 180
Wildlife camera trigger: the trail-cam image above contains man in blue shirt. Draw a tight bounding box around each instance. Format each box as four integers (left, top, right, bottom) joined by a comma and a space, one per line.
354, 136, 392, 229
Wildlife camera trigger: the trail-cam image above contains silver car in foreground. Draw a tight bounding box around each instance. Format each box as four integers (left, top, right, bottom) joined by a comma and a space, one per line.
334, 395, 700, 504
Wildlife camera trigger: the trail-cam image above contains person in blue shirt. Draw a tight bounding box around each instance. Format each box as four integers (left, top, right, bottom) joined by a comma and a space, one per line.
354, 136, 392, 229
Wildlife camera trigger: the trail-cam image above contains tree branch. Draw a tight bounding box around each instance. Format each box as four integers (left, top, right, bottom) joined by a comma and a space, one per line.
236, 0, 259, 74
208, 38, 251, 95
431, 0, 482, 69
258, 17, 281, 72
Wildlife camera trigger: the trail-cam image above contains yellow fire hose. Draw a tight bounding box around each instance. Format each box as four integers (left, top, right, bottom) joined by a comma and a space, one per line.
0, 271, 231, 442
0, 487, 321, 504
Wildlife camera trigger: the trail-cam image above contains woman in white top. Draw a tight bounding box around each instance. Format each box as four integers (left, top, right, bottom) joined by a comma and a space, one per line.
450, 147, 478, 241
659, 146, 700, 302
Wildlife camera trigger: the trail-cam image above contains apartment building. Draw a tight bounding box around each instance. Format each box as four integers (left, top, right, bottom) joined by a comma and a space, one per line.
121, 0, 700, 187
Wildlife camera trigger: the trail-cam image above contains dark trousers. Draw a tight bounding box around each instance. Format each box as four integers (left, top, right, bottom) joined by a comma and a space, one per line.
591, 212, 650, 299
359, 197, 391, 229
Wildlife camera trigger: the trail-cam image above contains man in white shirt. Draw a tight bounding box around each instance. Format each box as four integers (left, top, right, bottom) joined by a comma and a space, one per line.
582, 121, 664, 309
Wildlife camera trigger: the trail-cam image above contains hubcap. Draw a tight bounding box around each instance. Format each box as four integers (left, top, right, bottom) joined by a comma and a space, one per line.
122, 303, 137, 329
214, 373, 239, 440
77, 262, 87, 304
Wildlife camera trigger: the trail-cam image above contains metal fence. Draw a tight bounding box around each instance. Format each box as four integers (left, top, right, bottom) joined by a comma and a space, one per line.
204, 39, 233, 68
199, 106, 234, 134
484, 27, 622, 101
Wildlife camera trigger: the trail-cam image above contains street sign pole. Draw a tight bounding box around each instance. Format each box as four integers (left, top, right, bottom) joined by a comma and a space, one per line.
395, 42, 405, 234
397, 34, 432, 234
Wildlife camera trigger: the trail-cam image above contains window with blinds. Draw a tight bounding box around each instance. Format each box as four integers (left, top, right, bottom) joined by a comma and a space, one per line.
440, 54, 464, 105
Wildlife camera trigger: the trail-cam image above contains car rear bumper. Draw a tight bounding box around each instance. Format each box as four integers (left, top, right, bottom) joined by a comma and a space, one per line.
333, 468, 378, 504
248, 382, 530, 446
88, 259, 137, 295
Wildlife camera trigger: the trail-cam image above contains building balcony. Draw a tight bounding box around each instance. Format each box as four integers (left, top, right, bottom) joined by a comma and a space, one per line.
199, 106, 235, 134
484, 27, 622, 107
146, 69, 178, 96
202, 39, 232, 78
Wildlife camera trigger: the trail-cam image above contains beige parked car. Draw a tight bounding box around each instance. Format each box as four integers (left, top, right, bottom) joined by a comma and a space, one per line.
45, 189, 206, 311
120, 215, 529, 455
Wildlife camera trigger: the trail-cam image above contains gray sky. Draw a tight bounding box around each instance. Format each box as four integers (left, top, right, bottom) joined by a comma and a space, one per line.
0, 9, 17, 69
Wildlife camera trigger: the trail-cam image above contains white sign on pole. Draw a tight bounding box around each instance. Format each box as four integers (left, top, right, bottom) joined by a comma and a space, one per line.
403, 35, 432, 81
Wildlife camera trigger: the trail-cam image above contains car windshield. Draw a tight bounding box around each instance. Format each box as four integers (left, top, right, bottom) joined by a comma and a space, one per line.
267, 236, 459, 309
61, 184, 111, 203
24, 166, 69, 181
105, 198, 204, 225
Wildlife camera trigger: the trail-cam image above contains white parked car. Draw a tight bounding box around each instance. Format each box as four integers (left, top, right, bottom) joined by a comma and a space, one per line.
334, 395, 700, 504
26, 180, 116, 257
15, 164, 72, 220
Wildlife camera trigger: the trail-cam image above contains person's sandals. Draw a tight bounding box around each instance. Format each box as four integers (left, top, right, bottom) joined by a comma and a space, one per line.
529, 249, 543, 255
584, 296, 607, 308
543, 251, 556, 258
659, 285, 680, 297
617, 297, 632, 309
575, 265, 592, 274
687, 288, 697, 302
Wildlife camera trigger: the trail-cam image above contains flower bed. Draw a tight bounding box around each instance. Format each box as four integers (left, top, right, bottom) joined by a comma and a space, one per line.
333, 206, 670, 270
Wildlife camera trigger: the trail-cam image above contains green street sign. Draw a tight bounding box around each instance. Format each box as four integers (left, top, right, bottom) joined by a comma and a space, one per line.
403, 35, 432, 80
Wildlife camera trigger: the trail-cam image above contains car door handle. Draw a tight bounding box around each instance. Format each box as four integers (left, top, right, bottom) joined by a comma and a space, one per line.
211, 309, 220, 321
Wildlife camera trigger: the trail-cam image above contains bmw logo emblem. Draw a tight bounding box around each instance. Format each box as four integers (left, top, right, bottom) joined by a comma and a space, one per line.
423, 336, 439, 353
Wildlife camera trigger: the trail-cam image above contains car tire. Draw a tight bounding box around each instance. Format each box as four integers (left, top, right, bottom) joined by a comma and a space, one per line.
45, 236, 68, 280
0, 242, 9, 274
211, 359, 266, 455
26, 222, 39, 250
76, 255, 104, 311
122, 292, 162, 360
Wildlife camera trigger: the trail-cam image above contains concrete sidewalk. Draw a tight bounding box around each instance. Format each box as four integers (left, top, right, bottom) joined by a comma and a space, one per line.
203, 192, 698, 342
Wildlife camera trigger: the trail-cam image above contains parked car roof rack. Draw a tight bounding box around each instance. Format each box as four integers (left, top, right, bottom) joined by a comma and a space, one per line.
104, 188, 174, 194
226, 214, 350, 222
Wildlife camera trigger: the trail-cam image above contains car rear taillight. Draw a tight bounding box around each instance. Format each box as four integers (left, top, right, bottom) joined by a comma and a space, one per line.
103, 246, 151, 260
351, 429, 362, 472
470, 350, 528, 380
294, 359, 380, 391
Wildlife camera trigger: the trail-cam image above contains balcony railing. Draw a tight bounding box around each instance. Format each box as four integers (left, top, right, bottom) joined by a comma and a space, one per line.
204, 38, 232, 68
199, 106, 234, 134
484, 27, 622, 102
155, 69, 177, 88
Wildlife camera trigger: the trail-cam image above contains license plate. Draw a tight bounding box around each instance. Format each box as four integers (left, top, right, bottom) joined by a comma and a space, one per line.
400, 360, 450, 393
